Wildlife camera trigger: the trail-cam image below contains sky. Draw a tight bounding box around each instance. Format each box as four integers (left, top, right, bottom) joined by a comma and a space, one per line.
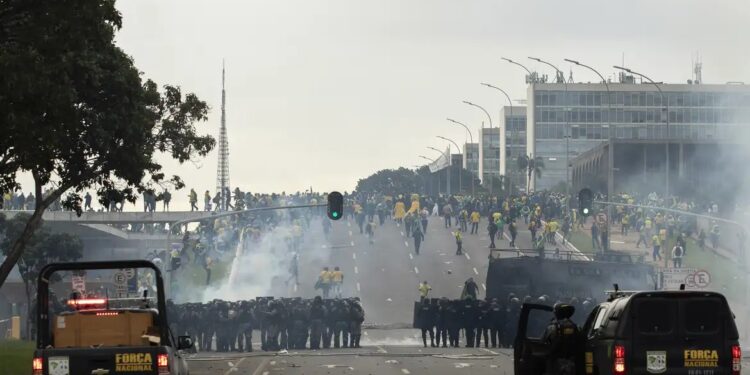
17, 0, 750, 209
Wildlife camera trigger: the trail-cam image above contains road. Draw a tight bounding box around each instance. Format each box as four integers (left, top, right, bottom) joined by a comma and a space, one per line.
185, 214, 540, 374
186, 344, 514, 375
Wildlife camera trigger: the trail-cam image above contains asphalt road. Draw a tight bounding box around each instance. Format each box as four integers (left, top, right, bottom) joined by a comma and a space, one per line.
260, 214, 539, 326
186, 344, 515, 375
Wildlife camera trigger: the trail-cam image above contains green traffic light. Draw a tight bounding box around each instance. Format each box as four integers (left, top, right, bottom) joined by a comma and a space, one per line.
332, 211, 339, 218
583, 208, 589, 215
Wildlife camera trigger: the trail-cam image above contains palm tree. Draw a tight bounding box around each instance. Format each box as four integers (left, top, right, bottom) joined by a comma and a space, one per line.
517, 154, 545, 194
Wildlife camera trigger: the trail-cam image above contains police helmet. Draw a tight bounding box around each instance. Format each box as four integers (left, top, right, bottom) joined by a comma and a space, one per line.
553, 303, 575, 320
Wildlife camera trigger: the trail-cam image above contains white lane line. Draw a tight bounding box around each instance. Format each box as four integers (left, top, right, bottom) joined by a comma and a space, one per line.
349, 230, 353, 236
481, 348, 499, 355
262, 372, 268, 375
377, 345, 387, 353
352, 253, 356, 260
354, 266, 359, 274
400, 231, 404, 236
357, 282, 361, 292
464, 253, 471, 260
223, 357, 247, 375
404, 241, 409, 247
473, 267, 479, 275
401, 369, 411, 374
350, 241, 355, 246
414, 267, 419, 274
348, 222, 351, 227
409, 253, 413, 260
482, 283, 487, 290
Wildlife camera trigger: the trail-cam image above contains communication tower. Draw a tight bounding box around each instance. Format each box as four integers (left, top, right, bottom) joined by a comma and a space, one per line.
216, 61, 230, 211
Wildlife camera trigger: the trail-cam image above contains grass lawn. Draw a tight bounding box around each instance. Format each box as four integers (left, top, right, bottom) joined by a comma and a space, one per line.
680, 236, 745, 300
0, 340, 34, 375
567, 229, 596, 255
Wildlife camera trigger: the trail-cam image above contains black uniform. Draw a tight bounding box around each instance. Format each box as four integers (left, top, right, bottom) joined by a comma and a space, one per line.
542, 304, 579, 375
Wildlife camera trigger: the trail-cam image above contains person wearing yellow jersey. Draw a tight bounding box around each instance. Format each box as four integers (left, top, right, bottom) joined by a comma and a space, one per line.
470, 210, 480, 234
316, 267, 332, 298
652, 234, 662, 262
331, 266, 344, 298
393, 200, 406, 223
418, 281, 432, 302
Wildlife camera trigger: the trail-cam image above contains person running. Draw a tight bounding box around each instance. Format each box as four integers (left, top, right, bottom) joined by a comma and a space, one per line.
412, 221, 425, 255
418, 281, 432, 302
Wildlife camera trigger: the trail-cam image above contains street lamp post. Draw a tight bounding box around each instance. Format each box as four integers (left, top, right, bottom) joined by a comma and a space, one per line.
428, 146, 451, 196
447, 118, 476, 196
614, 65, 670, 198
567, 58, 613, 252
529, 57, 569, 196
463, 100, 493, 128
501, 57, 533, 79
481, 83, 517, 194
438, 136, 462, 194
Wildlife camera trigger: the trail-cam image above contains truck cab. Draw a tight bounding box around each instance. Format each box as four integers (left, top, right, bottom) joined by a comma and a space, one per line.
32, 260, 192, 375
515, 290, 740, 375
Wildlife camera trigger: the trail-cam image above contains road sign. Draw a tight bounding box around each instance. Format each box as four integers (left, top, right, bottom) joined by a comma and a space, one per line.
113, 271, 127, 287
659, 268, 697, 290
686, 270, 711, 289
71, 276, 85, 294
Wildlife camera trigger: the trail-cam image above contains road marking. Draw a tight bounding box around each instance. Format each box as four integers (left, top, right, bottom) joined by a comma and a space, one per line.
223, 357, 246, 375
414, 266, 419, 274
349, 230, 353, 236
473, 267, 479, 275
464, 253, 471, 260
404, 241, 409, 247
482, 283, 486, 290
348, 222, 351, 227
354, 266, 359, 274
357, 282, 361, 292
401, 369, 411, 374
400, 231, 404, 236
612, 240, 625, 244
409, 253, 413, 260
481, 348, 499, 355
352, 253, 356, 260
350, 241, 355, 246
377, 345, 387, 353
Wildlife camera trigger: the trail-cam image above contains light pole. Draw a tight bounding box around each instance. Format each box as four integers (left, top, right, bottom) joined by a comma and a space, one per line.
463, 100, 493, 128
501, 57, 533, 78
438, 136, 462, 194
614, 65, 670, 199
428, 146, 451, 196
530, 57, 569, 196
447, 118, 476, 196
481, 83, 518, 193
568, 58, 613, 252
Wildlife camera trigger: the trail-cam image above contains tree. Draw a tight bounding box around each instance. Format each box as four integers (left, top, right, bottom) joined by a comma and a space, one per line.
355, 168, 420, 194
517, 155, 545, 194
0, 0, 215, 287
0, 213, 83, 337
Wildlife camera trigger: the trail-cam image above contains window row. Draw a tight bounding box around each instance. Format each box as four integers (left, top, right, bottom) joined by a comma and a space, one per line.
535, 90, 750, 108
534, 123, 734, 141
535, 107, 749, 124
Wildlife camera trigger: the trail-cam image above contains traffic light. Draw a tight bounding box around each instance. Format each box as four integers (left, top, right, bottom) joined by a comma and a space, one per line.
578, 188, 593, 217
327, 191, 343, 220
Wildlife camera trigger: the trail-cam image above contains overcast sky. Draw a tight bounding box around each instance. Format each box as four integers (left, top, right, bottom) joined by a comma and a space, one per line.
28, 0, 750, 207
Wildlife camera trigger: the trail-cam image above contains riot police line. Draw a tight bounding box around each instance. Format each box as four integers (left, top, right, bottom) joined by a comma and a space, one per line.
168, 296, 365, 352
412, 294, 596, 349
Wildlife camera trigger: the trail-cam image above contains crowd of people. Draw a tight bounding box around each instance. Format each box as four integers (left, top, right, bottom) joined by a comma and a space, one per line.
413, 292, 596, 349
169, 296, 365, 352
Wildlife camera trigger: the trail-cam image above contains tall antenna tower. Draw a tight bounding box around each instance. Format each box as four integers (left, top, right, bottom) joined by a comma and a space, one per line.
216, 61, 230, 211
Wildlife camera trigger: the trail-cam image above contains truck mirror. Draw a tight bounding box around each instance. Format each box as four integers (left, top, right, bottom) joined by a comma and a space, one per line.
177, 335, 194, 350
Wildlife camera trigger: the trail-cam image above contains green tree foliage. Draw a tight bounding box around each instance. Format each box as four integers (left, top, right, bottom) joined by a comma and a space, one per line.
0, 213, 83, 336
356, 168, 420, 194
0, 0, 215, 286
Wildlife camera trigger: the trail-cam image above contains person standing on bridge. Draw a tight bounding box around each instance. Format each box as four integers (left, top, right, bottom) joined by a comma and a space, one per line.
189, 188, 198, 211
162, 190, 171, 212
84, 192, 92, 211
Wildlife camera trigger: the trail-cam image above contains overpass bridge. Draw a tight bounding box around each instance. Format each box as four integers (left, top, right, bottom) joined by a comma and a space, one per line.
0, 210, 216, 224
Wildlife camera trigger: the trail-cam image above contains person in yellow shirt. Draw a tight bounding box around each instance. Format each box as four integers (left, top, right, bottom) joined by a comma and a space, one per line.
331, 266, 344, 298
393, 200, 406, 223
470, 211, 480, 234
317, 267, 332, 298
652, 234, 662, 262
418, 281, 432, 302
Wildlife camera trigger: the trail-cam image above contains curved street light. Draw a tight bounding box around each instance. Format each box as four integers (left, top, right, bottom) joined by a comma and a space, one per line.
529, 57, 570, 195
613, 65, 670, 199
438, 136, 464, 194
463, 100, 493, 128
567, 58, 614, 252
481, 82, 519, 193
419, 155, 436, 163
447, 118, 474, 145
501, 57, 533, 75
446, 119, 476, 195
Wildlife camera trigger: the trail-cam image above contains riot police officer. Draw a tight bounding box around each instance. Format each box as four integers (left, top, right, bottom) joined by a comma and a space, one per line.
542, 303, 579, 375
416, 298, 436, 347
309, 296, 327, 350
